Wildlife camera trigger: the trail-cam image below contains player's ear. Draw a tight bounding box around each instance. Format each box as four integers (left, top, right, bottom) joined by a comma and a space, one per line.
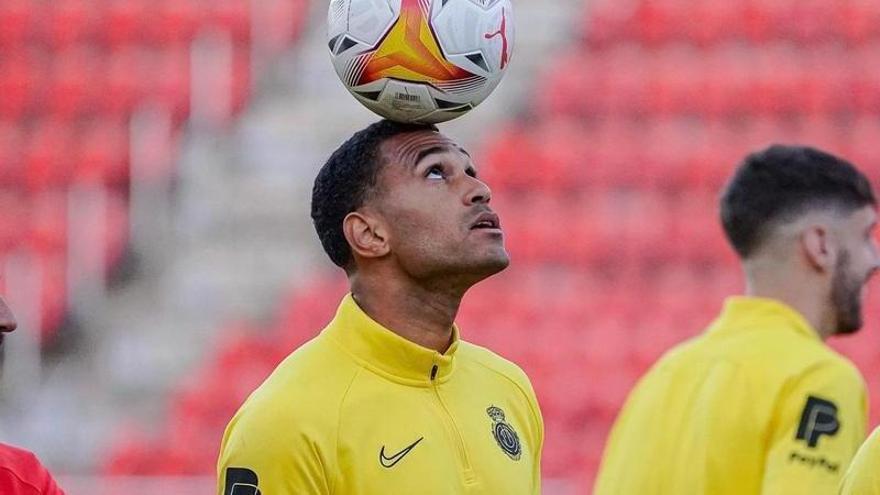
801, 223, 836, 273
343, 209, 390, 261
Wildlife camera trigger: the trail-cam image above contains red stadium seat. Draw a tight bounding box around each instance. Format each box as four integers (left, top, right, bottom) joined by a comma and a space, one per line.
208, 0, 252, 42
259, 0, 310, 50
840, 0, 880, 44
0, 191, 26, 252
0, 51, 46, 120
850, 43, 880, 112
27, 191, 68, 256
0, 122, 26, 186
30, 252, 68, 343
102, 0, 149, 47
148, 47, 192, 121
45, 0, 99, 50
146, 0, 201, 46
0, 0, 35, 47
100, 48, 151, 117
102, 425, 156, 476
23, 120, 74, 191
74, 119, 130, 186
47, 46, 103, 120
689, 0, 743, 46
231, 48, 252, 114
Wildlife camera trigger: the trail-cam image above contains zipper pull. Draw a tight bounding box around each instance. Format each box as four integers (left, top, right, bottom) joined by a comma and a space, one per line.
430, 364, 438, 381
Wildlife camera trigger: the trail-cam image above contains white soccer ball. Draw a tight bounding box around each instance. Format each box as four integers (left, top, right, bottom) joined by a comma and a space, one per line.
328, 0, 514, 124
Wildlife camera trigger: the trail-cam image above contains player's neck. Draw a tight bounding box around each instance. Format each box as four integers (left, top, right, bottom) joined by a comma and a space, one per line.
745, 279, 833, 341
350, 274, 463, 354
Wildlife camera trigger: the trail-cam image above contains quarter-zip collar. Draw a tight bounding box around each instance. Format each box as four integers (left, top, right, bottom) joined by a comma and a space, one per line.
708, 296, 821, 342
323, 293, 460, 386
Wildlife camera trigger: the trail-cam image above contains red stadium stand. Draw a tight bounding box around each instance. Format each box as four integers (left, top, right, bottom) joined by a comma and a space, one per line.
0, 0, 308, 346
44, 0, 100, 50
101, 0, 880, 492
520, 1, 880, 489
0, 0, 34, 48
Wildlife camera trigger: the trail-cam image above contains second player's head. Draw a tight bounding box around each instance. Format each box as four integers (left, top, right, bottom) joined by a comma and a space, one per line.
721, 145, 879, 336
312, 120, 509, 291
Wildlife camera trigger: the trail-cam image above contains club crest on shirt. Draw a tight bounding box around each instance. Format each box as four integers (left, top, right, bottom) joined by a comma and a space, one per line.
487, 405, 522, 461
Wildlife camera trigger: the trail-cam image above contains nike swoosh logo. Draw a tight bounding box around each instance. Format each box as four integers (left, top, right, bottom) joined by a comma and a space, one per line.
379, 437, 424, 468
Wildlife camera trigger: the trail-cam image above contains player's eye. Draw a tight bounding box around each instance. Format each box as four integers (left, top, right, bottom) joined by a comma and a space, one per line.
426, 165, 445, 179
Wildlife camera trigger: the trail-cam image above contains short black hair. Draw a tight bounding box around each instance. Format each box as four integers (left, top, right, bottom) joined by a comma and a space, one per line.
311, 119, 439, 269
720, 144, 876, 258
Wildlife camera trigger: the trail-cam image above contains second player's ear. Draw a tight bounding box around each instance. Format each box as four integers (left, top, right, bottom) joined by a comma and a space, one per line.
802, 224, 837, 273
343, 210, 391, 260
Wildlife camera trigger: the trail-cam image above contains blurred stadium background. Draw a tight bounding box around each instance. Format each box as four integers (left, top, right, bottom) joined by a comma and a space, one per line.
2, 0, 880, 493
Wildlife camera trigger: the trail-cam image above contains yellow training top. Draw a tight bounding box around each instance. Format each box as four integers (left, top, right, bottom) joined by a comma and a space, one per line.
217, 294, 543, 495
840, 426, 880, 494
595, 296, 867, 495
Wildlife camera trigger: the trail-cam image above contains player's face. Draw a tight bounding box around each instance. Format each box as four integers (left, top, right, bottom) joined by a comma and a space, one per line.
0, 296, 17, 347
372, 130, 509, 284
831, 206, 879, 335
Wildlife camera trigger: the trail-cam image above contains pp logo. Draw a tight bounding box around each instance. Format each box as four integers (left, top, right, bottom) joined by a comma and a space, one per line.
796, 396, 840, 448
224, 467, 261, 495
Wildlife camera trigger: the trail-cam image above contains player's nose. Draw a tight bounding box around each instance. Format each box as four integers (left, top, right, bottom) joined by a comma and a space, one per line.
0, 296, 18, 334
465, 176, 492, 205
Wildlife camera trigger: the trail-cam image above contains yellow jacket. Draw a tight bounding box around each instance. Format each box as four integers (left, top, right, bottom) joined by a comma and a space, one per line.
840, 426, 880, 494
595, 297, 867, 495
217, 294, 543, 494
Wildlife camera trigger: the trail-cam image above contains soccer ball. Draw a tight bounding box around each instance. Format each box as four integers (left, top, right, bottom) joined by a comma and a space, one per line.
328, 0, 514, 124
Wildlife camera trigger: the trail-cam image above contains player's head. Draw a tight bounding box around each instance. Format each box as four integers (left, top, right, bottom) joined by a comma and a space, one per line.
312, 120, 508, 288
721, 145, 879, 335
0, 296, 17, 347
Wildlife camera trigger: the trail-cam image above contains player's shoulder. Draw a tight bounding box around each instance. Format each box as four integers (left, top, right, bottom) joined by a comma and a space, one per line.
679, 323, 858, 373
652, 329, 862, 387
0, 443, 56, 493
0, 442, 39, 467
772, 334, 865, 404
457, 340, 535, 392
799, 346, 865, 388
762, 328, 864, 384
457, 340, 542, 430
231, 333, 361, 429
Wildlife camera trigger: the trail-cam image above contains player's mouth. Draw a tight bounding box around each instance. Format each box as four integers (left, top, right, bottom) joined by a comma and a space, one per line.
470, 211, 502, 234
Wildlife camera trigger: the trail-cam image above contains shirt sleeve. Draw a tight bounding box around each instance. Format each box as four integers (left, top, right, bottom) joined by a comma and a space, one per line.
40, 468, 65, 495
217, 403, 333, 495
761, 360, 867, 495
840, 426, 880, 495
0, 449, 65, 495
502, 360, 544, 495
523, 375, 544, 495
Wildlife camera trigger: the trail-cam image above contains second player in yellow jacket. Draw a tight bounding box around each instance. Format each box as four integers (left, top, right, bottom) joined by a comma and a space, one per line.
596, 145, 879, 494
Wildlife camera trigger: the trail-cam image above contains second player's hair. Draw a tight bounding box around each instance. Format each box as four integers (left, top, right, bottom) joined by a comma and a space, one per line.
720, 144, 876, 259
311, 119, 439, 270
